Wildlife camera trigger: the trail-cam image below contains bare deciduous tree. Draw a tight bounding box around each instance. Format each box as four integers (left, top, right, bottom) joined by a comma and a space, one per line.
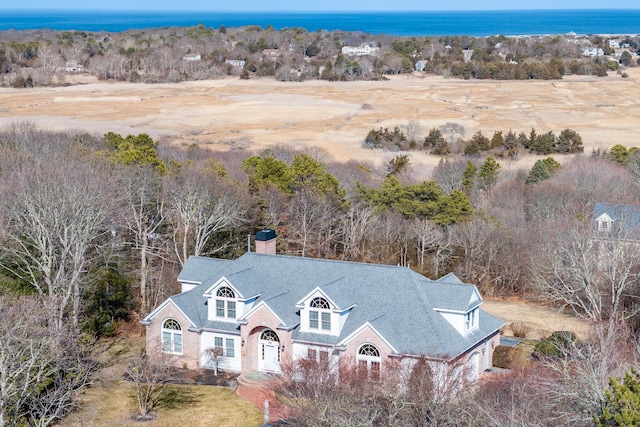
439, 122, 465, 143
118, 166, 169, 315
450, 218, 503, 288
534, 223, 640, 326
0, 142, 112, 327
432, 158, 467, 195
274, 355, 475, 427
287, 188, 340, 258
0, 296, 96, 427
125, 349, 170, 421
410, 218, 443, 271
169, 171, 243, 266
540, 323, 637, 425
340, 205, 376, 261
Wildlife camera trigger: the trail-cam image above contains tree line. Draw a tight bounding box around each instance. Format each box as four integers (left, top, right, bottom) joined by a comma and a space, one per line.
1, 26, 638, 87
365, 122, 584, 158
2, 121, 640, 424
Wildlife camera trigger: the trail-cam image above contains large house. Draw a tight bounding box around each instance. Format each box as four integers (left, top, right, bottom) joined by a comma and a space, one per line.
341, 42, 380, 57
143, 230, 503, 380
583, 47, 605, 57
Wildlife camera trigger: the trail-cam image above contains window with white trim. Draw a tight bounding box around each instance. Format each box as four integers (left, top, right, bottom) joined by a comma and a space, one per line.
213, 336, 236, 358
307, 347, 330, 365
214, 337, 223, 354
216, 287, 237, 319
161, 319, 183, 354
226, 338, 235, 358
357, 344, 381, 380
309, 297, 331, 331
465, 308, 478, 332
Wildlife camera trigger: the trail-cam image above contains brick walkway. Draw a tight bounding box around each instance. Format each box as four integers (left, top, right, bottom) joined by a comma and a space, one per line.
236, 372, 292, 423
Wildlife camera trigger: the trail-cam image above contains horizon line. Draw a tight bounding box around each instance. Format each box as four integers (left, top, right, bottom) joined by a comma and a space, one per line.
2, 8, 640, 12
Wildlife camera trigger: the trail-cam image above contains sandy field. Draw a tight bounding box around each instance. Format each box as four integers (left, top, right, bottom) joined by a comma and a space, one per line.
1, 68, 639, 175
482, 299, 590, 340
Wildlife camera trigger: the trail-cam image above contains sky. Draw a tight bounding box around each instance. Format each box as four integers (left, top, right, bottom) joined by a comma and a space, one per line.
0, 1, 633, 11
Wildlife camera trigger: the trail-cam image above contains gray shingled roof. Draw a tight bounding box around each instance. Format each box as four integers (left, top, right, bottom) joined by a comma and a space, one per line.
161, 252, 503, 360
593, 202, 640, 238
177, 256, 233, 284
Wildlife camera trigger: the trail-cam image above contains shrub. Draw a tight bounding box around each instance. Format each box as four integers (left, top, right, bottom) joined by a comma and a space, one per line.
533, 331, 577, 358
510, 322, 530, 338
493, 345, 528, 369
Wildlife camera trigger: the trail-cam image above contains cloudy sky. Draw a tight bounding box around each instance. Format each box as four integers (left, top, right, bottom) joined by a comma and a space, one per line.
0, 1, 632, 10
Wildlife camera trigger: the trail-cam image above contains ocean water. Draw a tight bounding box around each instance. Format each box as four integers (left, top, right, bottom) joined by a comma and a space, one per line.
1, 9, 639, 37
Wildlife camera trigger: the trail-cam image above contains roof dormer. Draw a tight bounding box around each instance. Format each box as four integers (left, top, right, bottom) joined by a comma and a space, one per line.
596, 213, 613, 232
296, 288, 351, 336
203, 278, 257, 322
430, 279, 483, 336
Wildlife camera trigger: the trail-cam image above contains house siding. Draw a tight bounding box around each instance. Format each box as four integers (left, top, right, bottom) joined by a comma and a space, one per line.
240, 304, 293, 374
342, 326, 394, 365
201, 332, 242, 372
145, 301, 200, 369
453, 331, 501, 379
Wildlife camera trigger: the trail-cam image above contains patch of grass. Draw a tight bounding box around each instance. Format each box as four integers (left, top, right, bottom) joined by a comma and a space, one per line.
482, 299, 590, 340
66, 334, 263, 427
67, 380, 263, 427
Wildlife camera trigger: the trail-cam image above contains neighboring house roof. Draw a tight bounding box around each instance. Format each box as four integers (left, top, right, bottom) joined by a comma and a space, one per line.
155, 252, 503, 360
592, 202, 640, 238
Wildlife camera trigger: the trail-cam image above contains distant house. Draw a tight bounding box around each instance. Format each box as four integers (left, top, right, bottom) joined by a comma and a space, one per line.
583, 47, 605, 57
225, 59, 246, 69
262, 49, 282, 59
65, 61, 84, 72
415, 60, 427, 72
341, 42, 380, 57
143, 229, 503, 381
463, 49, 474, 62
183, 52, 201, 62
592, 202, 640, 237
609, 39, 620, 49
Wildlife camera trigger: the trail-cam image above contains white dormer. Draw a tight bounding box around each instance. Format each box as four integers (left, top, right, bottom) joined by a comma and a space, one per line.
296, 288, 350, 336
180, 280, 199, 293
202, 278, 258, 322
596, 213, 613, 232
434, 286, 482, 336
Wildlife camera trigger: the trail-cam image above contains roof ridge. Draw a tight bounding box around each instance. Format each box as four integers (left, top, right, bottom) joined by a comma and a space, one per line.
245, 252, 417, 271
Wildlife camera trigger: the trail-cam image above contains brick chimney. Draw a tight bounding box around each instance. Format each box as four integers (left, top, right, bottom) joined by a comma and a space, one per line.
255, 228, 277, 255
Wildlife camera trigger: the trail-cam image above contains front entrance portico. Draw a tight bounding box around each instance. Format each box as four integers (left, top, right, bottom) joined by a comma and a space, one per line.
258, 328, 281, 373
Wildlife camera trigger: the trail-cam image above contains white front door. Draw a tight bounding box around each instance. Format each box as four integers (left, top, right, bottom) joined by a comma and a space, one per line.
258, 329, 281, 373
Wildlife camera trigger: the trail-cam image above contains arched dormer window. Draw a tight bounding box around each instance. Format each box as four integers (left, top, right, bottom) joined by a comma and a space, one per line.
309, 297, 331, 331
357, 343, 381, 380
216, 286, 236, 319
161, 318, 183, 354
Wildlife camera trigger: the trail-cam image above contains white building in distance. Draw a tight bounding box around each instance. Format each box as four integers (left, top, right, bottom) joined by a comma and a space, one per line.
342, 42, 380, 57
